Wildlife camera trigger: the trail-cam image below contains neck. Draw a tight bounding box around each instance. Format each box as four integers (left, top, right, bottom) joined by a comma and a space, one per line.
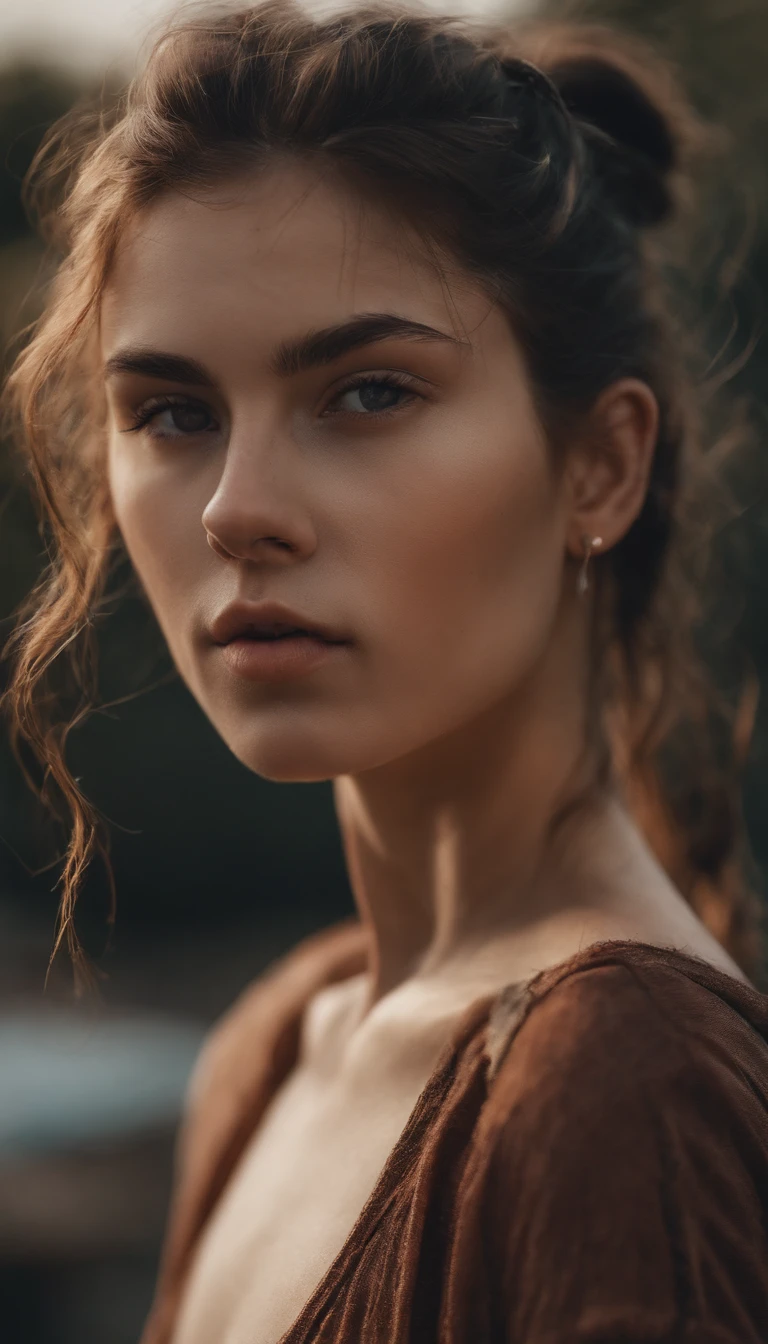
332, 607, 610, 1013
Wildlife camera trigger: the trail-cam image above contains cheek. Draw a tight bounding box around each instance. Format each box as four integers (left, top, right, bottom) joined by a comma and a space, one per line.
107, 445, 204, 651
370, 421, 565, 705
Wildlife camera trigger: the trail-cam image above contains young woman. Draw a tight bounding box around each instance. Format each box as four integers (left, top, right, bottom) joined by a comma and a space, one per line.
3, 1, 768, 1340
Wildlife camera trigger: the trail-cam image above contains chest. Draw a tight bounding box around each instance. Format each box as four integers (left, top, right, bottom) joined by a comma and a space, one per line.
169, 1050, 441, 1344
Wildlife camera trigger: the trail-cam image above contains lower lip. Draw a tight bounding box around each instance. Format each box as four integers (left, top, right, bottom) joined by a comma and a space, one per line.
218, 634, 349, 681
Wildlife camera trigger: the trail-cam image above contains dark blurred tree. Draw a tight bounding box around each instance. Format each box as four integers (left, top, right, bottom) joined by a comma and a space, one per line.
538, 0, 768, 887
533, 0, 768, 375
0, 63, 88, 248
0, 64, 95, 721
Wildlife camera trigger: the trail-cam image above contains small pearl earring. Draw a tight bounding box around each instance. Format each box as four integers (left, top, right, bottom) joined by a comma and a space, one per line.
577, 535, 603, 596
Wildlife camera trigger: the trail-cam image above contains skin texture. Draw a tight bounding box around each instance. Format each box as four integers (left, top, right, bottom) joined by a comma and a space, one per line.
101, 161, 746, 1036
102, 160, 750, 1344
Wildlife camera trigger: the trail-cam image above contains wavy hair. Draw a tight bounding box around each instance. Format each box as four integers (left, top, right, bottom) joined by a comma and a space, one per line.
1, 0, 763, 992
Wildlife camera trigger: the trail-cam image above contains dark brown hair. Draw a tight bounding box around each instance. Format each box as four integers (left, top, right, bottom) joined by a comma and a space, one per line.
1, 0, 762, 992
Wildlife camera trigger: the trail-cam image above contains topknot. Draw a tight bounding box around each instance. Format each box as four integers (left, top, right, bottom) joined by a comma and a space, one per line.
550, 55, 676, 227
501, 19, 709, 231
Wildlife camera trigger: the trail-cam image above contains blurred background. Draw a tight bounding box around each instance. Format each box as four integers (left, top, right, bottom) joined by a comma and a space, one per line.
1, 0, 768, 1340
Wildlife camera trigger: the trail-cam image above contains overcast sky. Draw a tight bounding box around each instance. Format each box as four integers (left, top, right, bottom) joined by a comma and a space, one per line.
0, 0, 522, 75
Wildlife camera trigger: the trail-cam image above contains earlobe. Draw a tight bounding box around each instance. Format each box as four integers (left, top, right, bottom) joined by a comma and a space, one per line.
566, 377, 658, 559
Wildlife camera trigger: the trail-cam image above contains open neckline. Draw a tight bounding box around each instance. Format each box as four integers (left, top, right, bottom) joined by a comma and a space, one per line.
272, 933, 761, 1344
275, 988, 494, 1343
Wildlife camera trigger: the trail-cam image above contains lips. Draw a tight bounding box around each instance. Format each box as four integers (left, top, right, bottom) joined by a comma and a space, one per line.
209, 601, 350, 647
239, 626, 313, 640
219, 627, 345, 680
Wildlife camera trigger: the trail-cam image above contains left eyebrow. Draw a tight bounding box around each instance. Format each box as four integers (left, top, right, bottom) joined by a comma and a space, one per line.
102, 313, 468, 385
270, 313, 468, 376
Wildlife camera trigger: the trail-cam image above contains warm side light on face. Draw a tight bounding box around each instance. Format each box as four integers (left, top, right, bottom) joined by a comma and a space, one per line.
100, 162, 569, 783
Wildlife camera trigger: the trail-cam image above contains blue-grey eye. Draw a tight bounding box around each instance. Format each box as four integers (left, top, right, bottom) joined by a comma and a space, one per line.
338, 380, 408, 413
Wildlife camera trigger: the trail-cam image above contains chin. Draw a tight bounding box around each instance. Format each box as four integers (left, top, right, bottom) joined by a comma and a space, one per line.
222, 716, 428, 784
191, 673, 438, 781
220, 724, 358, 783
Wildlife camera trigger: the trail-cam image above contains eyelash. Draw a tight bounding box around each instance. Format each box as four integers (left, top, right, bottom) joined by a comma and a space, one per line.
122, 371, 422, 441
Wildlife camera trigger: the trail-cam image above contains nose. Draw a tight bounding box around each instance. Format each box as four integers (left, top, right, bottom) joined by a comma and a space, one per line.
205, 531, 297, 562
201, 431, 316, 564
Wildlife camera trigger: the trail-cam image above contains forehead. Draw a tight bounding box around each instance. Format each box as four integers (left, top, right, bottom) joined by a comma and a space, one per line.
100, 161, 500, 356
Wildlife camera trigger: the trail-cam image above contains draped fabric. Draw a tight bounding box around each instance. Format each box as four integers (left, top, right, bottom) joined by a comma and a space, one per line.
139, 919, 768, 1344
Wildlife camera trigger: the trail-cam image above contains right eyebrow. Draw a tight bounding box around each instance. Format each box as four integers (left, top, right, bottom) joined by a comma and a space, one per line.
103, 350, 212, 385
102, 313, 468, 386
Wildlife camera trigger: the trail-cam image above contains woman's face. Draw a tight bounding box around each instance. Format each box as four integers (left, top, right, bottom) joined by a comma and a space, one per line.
101, 162, 572, 781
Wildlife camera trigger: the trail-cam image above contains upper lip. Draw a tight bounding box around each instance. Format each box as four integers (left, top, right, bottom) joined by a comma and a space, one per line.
209, 600, 351, 645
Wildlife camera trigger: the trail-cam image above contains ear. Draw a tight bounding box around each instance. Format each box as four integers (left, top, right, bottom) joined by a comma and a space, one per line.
565, 377, 658, 560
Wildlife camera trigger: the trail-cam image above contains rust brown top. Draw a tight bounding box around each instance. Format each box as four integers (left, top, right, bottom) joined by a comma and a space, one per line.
139, 918, 768, 1343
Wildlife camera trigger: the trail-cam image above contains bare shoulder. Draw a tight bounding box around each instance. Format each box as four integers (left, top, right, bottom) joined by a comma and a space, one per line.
185, 919, 368, 1116
298, 971, 370, 1074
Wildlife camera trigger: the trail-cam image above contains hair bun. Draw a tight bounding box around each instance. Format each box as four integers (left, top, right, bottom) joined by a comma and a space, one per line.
549, 54, 676, 227
502, 23, 697, 231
